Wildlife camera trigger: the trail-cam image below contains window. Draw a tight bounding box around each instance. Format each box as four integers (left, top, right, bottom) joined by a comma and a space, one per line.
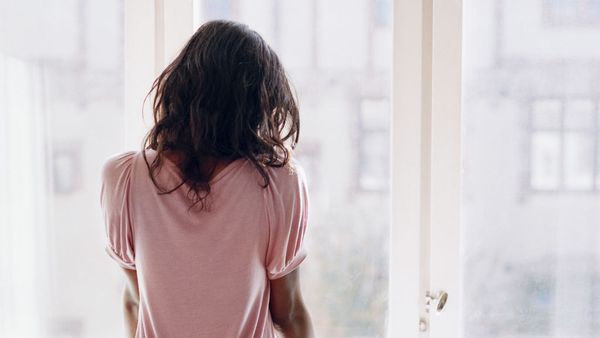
529, 98, 600, 192
195, 0, 392, 336
544, 0, 600, 26
358, 98, 390, 191
461, 0, 600, 337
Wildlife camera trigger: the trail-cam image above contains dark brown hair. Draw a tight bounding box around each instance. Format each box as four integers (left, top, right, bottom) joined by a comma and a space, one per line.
141, 20, 299, 210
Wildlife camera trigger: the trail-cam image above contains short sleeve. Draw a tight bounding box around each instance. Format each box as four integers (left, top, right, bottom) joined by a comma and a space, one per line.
264, 161, 309, 280
99, 151, 137, 270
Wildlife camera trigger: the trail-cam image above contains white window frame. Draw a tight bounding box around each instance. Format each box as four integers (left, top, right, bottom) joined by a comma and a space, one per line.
124, 1, 463, 337
390, 0, 462, 337
123, 0, 195, 150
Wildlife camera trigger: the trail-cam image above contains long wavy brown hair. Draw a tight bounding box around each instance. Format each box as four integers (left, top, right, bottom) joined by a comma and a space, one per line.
141, 20, 299, 210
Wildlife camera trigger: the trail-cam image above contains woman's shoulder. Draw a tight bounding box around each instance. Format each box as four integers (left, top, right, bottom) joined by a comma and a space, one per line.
101, 150, 139, 183
263, 157, 308, 192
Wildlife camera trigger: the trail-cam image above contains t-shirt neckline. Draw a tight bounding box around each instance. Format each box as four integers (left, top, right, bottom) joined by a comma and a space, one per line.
147, 149, 246, 185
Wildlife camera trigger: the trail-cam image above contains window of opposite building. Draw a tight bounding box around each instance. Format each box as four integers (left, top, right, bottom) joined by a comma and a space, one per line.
529, 98, 600, 192
543, 0, 600, 27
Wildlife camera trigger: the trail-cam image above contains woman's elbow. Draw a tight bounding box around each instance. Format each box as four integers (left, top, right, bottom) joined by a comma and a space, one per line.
272, 302, 314, 338
123, 286, 139, 314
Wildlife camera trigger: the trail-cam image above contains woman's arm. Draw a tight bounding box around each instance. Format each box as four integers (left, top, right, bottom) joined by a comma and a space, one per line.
122, 268, 140, 338
269, 268, 314, 338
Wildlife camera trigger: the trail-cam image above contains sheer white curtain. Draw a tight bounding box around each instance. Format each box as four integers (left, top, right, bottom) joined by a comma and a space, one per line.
0, 54, 49, 337
1, 1, 126, 337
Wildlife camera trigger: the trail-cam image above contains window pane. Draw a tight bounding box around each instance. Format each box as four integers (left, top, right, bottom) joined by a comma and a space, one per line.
462, 0, 600, 337
361, 99, 390, 130
545, 0, 600, 26
598, 100, 600, 130
532, 99, 562, 130
564, 132, 595, 190
565, 99, 595, 130
531, 132, 561, 190
359, 132, 389, 191
196, 1, 391, 336
597, 133, 600, 190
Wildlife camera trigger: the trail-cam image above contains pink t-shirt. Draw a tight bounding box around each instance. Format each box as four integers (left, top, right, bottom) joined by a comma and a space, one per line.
99, 149, 309, 338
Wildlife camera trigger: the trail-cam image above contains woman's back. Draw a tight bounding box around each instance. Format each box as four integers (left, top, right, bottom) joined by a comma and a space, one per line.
100, 149, 308, 337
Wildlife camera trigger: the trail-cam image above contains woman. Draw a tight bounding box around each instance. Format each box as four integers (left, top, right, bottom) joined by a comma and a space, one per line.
100, 20, 313, 338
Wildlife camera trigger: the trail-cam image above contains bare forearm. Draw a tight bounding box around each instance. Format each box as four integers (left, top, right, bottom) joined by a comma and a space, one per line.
273, 306, 314, 338
121, 268, 140, 338
124, 302, 138, 338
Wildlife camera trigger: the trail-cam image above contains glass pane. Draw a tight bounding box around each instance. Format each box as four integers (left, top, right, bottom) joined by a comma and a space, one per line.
361, 99, 390, 130
462, 0, 600, 337
530, 132, 561, 190
532, 99, 562, 130
565, 99, 595, 130
196, 1, 391, 336
597, 133, 600, 190
545, 0, 600, 26
598, 100, 600, 130
0, 1, 125, 337
594, 133, 600, 191
564, 132, 595, 190
359, 132, 389, 191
